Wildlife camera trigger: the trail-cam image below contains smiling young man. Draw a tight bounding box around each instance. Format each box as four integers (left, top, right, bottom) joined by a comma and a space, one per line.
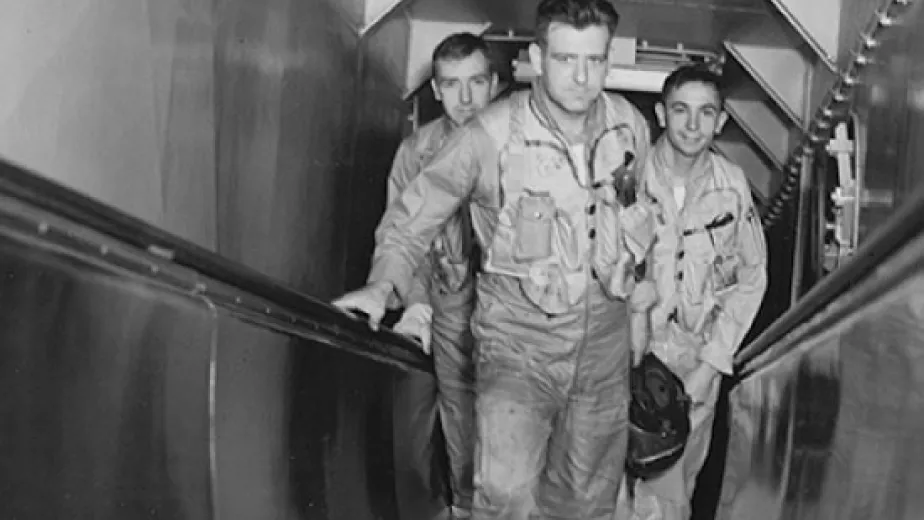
626, 64, 768, 519
381, 33, 498, 520
333, 0, 653, 518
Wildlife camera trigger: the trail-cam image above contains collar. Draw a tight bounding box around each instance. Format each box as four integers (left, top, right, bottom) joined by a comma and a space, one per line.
643, 136, 716, 215
441, 114, 460, 135
528, 81, 607, 146
648, 136, 714, 188
422, 115, 455, 151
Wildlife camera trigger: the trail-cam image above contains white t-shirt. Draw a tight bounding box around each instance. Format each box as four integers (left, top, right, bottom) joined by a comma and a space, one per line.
673, 185, 686, 210
571, 144, 588, 182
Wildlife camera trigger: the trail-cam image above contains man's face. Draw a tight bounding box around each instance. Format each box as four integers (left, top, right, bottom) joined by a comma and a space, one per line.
655, 81, 728, 158
432, 50, 497, 125
530, 22, 611, 116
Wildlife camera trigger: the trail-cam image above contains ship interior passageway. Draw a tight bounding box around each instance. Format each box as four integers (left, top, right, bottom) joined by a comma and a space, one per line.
1, 0, 924, 519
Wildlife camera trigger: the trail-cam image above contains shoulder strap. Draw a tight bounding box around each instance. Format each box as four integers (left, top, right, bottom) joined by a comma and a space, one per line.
504, 94, 529, 200
473, 92, 530, 207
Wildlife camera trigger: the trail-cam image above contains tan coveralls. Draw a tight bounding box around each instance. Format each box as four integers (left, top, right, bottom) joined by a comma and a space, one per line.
370, 84, 651, 519
382, 116, 479, 515
619, 137, 768, 520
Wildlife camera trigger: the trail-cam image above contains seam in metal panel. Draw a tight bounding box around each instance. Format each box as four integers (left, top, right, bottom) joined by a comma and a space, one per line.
196, 295, 221, 520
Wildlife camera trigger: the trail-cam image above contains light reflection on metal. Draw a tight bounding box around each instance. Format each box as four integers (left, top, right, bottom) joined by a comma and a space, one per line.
762, 0, 914, 228
876, 10, 897, 27
852, 51, 872, 66
862, 33, 881, 49
722, 204, 924, 518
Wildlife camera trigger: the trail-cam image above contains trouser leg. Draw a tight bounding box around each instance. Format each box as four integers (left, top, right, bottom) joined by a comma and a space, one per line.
471, 340, 554, 520
628, 405, 718, 520
537, 338, 631, 520
393, 368, 446, 519
469, 277, 631, 520
432, 307, 477, 513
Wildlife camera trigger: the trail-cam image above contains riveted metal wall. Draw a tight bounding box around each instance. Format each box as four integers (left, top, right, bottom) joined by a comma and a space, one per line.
853, 0, 924, 243
718, 2, 924, 508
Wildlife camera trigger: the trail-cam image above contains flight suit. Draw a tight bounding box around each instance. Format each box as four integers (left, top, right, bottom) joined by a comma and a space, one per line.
370, 85, 651, 519
379, 116, 479, 516
621, 137, 768, 520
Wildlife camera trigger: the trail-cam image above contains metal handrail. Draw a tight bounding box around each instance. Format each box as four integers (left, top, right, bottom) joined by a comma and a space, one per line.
0, 157, 432, 374
735, 182, 924, 376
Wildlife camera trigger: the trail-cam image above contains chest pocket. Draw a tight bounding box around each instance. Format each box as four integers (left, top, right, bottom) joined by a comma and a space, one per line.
513, 143, 585, 269
681, 188, 741, 295
486, 134, 586, 314
512, 192, 556, 262
706, 211, 739, 290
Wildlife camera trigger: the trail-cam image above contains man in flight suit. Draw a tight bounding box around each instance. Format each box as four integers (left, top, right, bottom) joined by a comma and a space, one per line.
384, 33, 499, 520
334, 1, 652, 518
622, 63, 768, 520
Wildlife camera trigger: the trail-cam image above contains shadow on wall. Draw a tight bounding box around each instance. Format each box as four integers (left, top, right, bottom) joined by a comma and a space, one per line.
213, 1, 410, 520
343, 123, 407, 289
284, 11, 415, 520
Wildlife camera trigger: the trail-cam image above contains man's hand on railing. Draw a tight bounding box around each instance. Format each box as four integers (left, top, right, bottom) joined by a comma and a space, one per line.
332, 282, 393, 331
393, 303, 433, 354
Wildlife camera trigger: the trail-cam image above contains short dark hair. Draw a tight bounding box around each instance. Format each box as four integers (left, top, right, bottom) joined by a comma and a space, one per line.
535, 0, 620, 47
661, 63, 726, 107
431, 33, 493, 78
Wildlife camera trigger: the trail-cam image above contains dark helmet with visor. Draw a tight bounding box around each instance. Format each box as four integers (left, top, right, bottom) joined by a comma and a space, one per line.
626, 352, 692, 480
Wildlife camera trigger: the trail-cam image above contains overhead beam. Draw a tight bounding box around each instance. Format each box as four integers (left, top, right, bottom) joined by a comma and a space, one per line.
724, 82, 793, 170
724, 15, 814, 126
359, 0, 414, 38
768, 0, 841, 70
